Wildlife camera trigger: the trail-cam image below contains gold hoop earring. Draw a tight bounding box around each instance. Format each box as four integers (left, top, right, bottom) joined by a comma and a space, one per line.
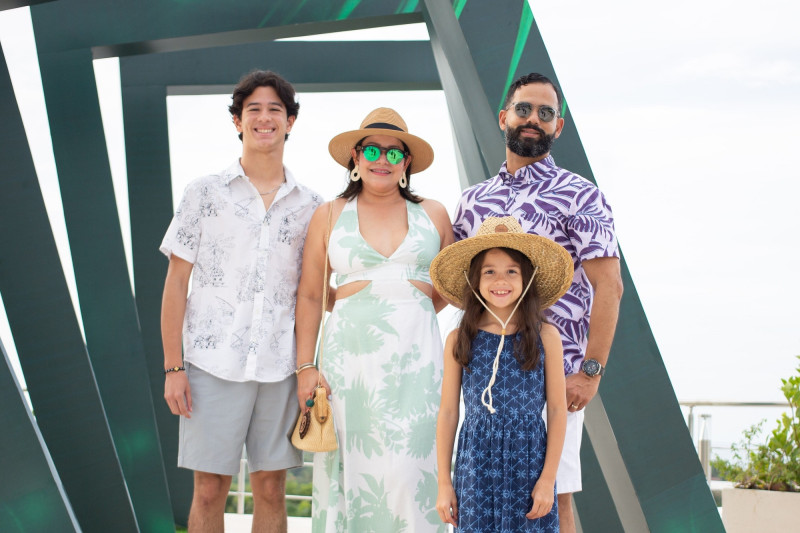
399, 173, 408, 189
350, 167, 360, 182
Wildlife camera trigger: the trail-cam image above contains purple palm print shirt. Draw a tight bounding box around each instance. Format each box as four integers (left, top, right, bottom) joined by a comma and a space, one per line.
453, 155, 619, 375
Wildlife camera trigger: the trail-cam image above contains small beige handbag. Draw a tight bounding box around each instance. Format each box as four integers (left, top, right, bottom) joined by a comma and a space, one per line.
291, 386, 337, 452
291, 204, 338, 453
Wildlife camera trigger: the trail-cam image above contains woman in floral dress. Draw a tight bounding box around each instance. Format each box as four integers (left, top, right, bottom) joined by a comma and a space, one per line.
295, 108, 453, 532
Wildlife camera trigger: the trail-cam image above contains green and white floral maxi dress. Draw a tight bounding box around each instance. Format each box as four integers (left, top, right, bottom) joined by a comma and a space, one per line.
312, 197, 445, 533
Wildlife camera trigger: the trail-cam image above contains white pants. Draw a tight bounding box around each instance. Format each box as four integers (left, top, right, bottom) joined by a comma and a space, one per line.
543, 407, 584, 494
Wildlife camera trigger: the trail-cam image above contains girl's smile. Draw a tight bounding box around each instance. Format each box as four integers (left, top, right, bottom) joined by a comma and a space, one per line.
479, 249, 523, 315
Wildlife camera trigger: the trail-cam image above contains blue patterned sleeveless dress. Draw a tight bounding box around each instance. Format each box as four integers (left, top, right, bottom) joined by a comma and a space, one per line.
454, 330, 559, 532
311, 197, 446, 532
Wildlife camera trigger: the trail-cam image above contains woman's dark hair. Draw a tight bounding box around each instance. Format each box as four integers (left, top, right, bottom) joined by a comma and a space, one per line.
338, 137, 423, 203
228, 70, 299, 141
453, 247, 546, 371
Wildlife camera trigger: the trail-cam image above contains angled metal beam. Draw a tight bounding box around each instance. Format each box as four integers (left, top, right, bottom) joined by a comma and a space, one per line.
93, 12, 424, 58
27, 0, 422, 52
576, 430, 625, 532
0, 339, 81, 533
0, 0, 53, 11
591, 259, 721, 531
0, 44, 137, 532
421, 0, 504, 183
584, 396, 649, 531
119, 41, 439, 88
28, 27, 175, 532
455, 0, 596, 180
122, 81, 193, 523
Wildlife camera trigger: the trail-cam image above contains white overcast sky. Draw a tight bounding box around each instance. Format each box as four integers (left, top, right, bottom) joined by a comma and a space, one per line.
1, 1, 799, 448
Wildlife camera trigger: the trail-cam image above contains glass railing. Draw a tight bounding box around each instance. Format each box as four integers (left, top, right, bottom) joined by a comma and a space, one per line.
227, 453, 312, 515
679, 400, 791, 481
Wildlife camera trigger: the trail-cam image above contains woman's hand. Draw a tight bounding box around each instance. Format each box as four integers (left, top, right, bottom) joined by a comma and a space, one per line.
296, 368, 331, 411
526, 477, 555, 520
436, 483, 458, 527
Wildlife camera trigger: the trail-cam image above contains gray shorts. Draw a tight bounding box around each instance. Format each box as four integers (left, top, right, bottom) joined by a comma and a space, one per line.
178, 364, 303, 475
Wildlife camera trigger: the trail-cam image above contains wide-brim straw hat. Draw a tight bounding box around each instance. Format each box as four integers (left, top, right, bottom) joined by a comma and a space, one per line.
328, 107, 434, 172
430, 216, 574, 308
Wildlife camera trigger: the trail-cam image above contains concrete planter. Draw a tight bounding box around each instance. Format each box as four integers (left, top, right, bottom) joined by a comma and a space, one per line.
722, 488, 800, 533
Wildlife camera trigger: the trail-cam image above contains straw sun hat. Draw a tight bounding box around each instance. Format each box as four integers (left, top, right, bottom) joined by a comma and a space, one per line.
328, 107, 434, 172
430, 217, 574, 308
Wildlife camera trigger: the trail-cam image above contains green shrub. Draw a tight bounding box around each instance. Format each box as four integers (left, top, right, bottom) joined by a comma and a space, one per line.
711, 356, 800, 492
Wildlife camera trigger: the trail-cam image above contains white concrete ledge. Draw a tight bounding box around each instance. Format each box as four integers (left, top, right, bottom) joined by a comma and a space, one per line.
224, 514, 311, 532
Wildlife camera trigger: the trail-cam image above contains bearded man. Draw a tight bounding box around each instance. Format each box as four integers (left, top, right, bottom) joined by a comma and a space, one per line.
452, 72, 624, 533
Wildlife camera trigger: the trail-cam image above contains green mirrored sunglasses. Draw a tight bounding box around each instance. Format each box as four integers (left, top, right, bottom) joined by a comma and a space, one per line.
357, 145, 408, 165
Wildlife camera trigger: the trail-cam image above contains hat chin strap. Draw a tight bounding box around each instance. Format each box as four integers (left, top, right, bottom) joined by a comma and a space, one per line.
464, 266, 538, 414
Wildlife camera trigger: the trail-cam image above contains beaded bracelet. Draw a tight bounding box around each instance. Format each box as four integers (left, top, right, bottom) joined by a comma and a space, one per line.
295, 363, 317, 375
164, 366, 185, 374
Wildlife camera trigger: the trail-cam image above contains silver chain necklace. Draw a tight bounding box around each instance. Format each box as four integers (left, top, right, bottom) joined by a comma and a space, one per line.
259, 182, 283, 196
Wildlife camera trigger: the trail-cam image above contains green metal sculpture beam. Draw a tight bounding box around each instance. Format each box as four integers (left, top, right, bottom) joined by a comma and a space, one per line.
122, 80, 194, 523
0, 43, 137, 531
0, 339, 81, 532
28, 44, 174, 532
422, 0, 503, 185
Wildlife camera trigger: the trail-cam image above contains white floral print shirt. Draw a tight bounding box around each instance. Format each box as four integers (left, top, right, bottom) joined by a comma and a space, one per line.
160, 160, 322, 382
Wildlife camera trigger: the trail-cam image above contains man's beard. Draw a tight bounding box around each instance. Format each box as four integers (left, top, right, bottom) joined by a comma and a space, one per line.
505, 123, 555, 159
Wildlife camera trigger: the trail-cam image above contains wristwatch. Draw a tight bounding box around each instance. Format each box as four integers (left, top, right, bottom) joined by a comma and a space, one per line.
580, 358, 605, 377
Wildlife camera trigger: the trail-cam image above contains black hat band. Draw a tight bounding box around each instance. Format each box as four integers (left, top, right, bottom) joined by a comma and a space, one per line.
365, 122, 404, 132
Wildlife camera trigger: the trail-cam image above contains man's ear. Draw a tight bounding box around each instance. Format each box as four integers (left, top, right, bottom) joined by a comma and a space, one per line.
553, 116, 565, 139
287, 114, 296, 132
498, 109, 508, 132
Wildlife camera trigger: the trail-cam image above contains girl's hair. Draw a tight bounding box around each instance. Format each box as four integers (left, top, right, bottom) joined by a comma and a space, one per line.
338, 137, 423, 203
453, 247, 546, 371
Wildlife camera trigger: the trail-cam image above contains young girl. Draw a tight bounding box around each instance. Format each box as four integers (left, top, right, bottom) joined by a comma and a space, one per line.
430, 216, 573, 532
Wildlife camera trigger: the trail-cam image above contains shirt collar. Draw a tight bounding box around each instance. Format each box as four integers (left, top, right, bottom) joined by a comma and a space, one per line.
221, 159, 297, 193
498, 155, 558, 187
221, 159, 246, 184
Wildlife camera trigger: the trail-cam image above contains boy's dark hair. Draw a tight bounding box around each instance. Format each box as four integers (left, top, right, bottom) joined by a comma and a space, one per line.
337, 137, 423, 203
453, 247, 546, 371
503, 72, 564, 117
228, 70, 299, 141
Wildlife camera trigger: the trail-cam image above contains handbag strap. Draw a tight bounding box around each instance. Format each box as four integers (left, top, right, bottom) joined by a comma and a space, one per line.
316, 202, 333, 389
313, 387, 330, 423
